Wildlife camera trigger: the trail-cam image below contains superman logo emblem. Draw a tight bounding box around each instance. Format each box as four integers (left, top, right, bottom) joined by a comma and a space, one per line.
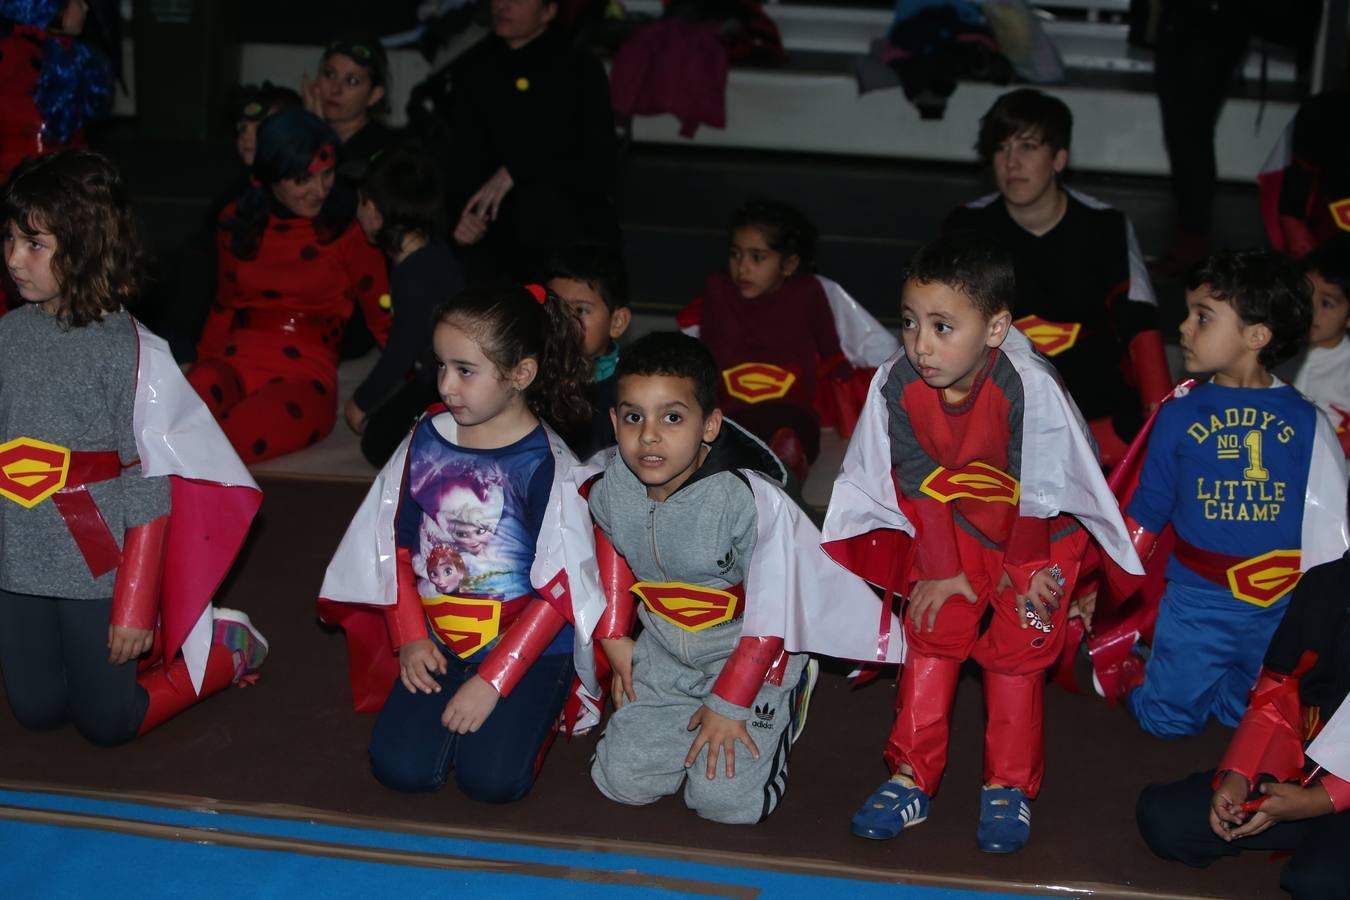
1014, 315, 1082, 357
1226, 549, 1302, 607
421, 595, 501, 658
919, 462, 1020, 505
723, 363, 796, 403
632, 581, 740, 632
1330, 197, 1350, 233
0, 437, 70, 508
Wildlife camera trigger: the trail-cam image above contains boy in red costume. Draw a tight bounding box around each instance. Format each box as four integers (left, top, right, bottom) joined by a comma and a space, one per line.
822, 232, 1142, 852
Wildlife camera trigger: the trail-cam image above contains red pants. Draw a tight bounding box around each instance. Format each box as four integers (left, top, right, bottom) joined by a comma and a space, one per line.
189, 320, 341, 464
188, 359, 336, 464
886, 525, 1087, 798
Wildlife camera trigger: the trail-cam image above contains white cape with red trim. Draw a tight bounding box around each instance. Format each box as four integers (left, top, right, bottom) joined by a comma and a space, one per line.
1283, 389, 1347, 571
821, 328, 1144, 578
133, 323, 262, 693
740, 470, 905, 663
1307, 699, 1350, 784
319, 411, 607, 727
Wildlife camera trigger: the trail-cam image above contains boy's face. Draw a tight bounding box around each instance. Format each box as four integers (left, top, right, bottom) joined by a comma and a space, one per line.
992, 129, 1067, 212
611, 374, 722, 502
549, 276, 630, 361
1178, 286, 1270, 378
900, 279, 1010, 403
355, 195, 383, 245
1307, 271, 1350, 349
728, 226, 799, 300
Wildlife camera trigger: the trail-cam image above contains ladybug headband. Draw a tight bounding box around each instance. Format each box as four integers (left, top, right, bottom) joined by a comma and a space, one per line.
308, 144, 337, 175
524, 284, 547, 304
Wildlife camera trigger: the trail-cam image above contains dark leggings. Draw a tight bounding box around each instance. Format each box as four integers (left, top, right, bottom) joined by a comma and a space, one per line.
1154, 9, 1250, 233
368, 649, 575, 803
1137, 770, 1350, 900
0, 589, 148, 746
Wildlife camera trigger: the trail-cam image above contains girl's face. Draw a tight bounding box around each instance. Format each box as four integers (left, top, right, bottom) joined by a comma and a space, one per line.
492, 0, 556, 47
271, 166, 336, 219
236, 119, 260, 167
429, 559, 465, 593
728, 225, 798, 300
433, 320, 534, 429
356, 195, 383, 245
318, 53, 384, 129
59, 0, 88, 35
3, 221, 63, 313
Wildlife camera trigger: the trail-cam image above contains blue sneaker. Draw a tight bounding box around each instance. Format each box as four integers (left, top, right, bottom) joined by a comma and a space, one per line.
789, 657, 819, 745
850, 774, 929, 840
977, 786, 1031, 853
212, 608, 269, 683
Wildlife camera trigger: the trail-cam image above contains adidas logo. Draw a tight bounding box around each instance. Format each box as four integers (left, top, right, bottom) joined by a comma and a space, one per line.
716, 548, 737, 574
751, 702, 776, 729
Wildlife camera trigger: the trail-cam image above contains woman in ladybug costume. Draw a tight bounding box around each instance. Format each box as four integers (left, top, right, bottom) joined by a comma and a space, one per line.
188, 109, 390, 463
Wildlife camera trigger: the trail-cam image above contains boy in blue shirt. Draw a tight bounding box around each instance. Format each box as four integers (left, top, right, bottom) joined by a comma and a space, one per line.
1120, 251, 1348, 737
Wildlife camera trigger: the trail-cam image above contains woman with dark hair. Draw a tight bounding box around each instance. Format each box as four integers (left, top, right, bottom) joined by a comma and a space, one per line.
187, 108, 390, 464
0, 0, 111, 182
445, 0, 618, 280
303, 34, 394, 172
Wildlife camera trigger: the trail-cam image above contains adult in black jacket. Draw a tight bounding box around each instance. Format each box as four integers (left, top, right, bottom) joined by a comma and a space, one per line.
447, 0, 619, 281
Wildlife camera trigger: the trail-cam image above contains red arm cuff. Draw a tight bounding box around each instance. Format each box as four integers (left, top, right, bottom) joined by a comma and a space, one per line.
912, 499, 961, 582
1217, 670, 1306, 786
111, 516, 168, 631
1128, 329, 1172, 409
1321, 774, 1350, 813
1003, 515, 1050, 594
477, 599, 567, 698
593, 526, 636, 640
384, 546, 430, 649
711, 636, 786, 709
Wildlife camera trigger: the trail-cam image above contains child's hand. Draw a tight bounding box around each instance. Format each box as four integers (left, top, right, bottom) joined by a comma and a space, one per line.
1068, 589, 1097, 631
1018, 568, 1062, 629
107, 625, 153, 665
908, 573, 978, 632
600, 637, 636, 708
1209, 771, 1250, 840
453, 209, 488, 246
441, 675, 500, 734
465, 167, 514, 222
685, 705, 759, 780
300, 73, 323, 116
343, 397, 367, 435
398, 639, 447, 695
1227, 782, 1334, 839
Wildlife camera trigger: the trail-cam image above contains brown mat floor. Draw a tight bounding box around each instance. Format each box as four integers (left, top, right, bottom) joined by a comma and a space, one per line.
0, 478, 1289, 898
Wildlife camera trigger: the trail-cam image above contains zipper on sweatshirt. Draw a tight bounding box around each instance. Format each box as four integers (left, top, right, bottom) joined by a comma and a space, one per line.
648, 501, 669, 580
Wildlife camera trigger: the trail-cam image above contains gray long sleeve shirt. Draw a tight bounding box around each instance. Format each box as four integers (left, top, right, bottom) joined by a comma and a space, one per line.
0, 306, 170, 599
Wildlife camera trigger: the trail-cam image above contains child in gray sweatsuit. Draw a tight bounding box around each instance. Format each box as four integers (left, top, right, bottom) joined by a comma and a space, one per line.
588, 332, 811, 825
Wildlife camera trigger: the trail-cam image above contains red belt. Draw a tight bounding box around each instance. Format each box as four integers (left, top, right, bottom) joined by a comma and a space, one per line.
232, 308, 343, 335
1174, 537, 1302, 607
1173, 538, 1248, 587
0, 439, 127, 578
631, 581, 746, 632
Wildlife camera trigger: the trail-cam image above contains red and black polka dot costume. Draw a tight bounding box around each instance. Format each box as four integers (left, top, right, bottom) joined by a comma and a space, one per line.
188, 205, 390, 463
